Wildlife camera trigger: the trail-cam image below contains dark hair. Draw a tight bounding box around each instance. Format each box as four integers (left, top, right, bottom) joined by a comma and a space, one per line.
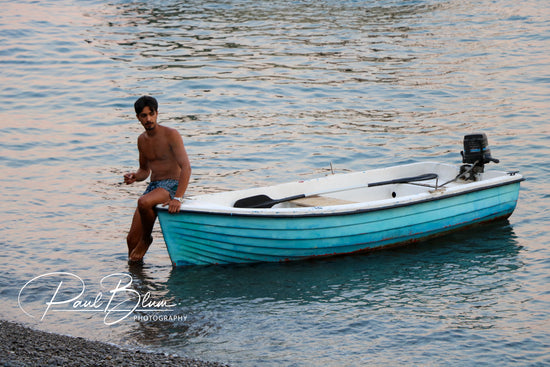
134, 96, 158, 114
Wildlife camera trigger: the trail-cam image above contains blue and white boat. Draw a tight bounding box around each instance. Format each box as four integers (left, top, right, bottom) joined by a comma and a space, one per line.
157, 134, 523, 266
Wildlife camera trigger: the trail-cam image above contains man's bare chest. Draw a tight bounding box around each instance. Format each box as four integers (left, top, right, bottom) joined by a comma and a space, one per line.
142, 139, 173, 162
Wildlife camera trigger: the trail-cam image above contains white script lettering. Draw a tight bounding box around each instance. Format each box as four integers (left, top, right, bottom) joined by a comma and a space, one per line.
18, 272, 177, 325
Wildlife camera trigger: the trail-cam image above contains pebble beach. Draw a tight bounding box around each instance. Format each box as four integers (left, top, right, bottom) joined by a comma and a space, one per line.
0, 320, 229, 367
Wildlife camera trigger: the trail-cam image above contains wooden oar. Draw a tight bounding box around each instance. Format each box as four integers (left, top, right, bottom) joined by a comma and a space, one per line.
366, 173, 438, 187
233, 173, 438, 208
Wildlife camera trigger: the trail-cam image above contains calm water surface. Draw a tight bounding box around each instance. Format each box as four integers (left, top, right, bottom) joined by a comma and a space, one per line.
1, 0, 549, 365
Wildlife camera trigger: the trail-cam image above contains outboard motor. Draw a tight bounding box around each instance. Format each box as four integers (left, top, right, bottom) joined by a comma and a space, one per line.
460, 133, 499, 180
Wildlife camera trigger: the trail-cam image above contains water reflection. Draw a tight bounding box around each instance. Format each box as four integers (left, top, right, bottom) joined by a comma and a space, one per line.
117, 220, 524, 362
93, 0, 444, 82
164, 221, 521, 304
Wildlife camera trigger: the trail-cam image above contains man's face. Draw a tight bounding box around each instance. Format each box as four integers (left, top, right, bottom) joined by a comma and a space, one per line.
137, 106, 158, 131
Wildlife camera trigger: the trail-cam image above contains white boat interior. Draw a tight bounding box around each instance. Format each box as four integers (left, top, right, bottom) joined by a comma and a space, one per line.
165, 162, 521, 215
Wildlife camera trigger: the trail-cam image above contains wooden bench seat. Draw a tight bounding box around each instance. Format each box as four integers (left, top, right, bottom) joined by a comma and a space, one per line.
291, 195, 356, 207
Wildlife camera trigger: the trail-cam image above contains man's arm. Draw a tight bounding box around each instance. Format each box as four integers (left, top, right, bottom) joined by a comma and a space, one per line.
124, 138, 151, 184
167, 129, 191, 213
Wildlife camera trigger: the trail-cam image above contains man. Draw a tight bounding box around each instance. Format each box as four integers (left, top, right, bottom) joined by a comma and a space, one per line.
124, 96, 191, 262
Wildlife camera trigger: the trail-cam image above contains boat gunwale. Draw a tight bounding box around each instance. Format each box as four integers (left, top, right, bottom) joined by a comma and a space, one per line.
157, 176, 524, 219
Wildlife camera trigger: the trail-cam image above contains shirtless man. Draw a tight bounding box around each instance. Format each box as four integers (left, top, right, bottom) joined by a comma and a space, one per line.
124, 96, 191, 262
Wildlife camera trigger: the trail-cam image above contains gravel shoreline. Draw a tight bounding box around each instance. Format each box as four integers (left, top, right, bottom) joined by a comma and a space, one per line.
0, 320, 229, 367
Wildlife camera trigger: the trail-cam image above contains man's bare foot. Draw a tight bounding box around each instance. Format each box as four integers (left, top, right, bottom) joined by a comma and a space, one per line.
128, 258, 144, 266
128, 235, 153, 262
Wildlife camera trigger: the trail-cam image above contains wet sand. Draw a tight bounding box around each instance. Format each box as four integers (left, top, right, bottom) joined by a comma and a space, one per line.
0, 320, 229, 367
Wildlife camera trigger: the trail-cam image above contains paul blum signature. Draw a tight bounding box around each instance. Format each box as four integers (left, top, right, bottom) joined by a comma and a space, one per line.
18, 272, 177, 325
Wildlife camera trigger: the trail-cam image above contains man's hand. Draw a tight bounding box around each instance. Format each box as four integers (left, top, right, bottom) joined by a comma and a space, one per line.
165, 198, 182, 214
123, 172, 137, 185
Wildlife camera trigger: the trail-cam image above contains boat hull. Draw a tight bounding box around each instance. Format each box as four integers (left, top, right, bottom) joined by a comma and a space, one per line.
157, 177, 522, 266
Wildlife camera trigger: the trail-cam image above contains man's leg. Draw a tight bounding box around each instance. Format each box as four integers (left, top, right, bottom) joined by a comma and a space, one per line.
128, 188, 170, 262
126, 208, 143, 257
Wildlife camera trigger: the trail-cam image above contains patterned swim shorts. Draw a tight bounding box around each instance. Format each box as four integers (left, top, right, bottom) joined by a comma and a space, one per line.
143, 179, 179, 199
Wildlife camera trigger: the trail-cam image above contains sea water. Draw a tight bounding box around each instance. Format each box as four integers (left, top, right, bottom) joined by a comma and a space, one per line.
1, 0, 549, 365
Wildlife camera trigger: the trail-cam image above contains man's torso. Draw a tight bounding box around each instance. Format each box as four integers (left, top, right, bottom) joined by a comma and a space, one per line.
139, 125, 181, 182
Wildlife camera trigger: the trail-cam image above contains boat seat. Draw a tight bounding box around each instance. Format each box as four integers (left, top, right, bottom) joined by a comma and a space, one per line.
291, 195, 356, 207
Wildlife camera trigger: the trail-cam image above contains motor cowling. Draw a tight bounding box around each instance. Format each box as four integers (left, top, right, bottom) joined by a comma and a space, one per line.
459, 133, 499, 179
461, 133, 499, 165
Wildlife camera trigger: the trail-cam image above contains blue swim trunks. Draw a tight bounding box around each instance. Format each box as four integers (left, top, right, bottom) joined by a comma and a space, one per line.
143, 179, 179, 199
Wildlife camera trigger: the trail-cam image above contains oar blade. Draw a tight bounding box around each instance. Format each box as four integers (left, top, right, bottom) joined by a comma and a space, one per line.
233, 194, 273, 208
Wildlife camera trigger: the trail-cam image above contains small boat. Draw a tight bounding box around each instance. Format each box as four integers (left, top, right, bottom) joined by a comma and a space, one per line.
157, 134, 524, 266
